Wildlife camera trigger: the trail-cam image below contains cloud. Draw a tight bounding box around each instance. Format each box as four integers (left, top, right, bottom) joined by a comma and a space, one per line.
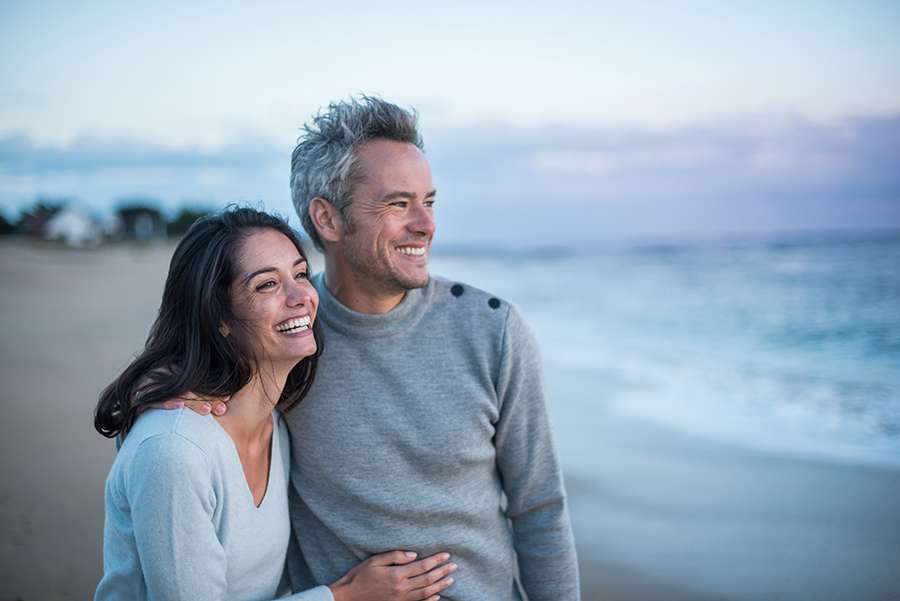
1, 114, 898, 243
0, 133, 281, 175
435, 115, 900, 200
531, 143, 723, 174
0, 133, 291, 216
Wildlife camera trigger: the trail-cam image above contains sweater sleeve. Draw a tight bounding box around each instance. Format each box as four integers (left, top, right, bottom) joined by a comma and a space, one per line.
127, 434, 334, 601
494, 306, 581, 600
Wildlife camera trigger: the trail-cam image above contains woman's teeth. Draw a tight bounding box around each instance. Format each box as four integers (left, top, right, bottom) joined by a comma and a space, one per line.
276, 315, 311, 333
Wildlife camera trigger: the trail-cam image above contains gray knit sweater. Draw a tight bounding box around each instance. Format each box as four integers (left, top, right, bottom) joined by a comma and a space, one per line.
286, 274, 579, 600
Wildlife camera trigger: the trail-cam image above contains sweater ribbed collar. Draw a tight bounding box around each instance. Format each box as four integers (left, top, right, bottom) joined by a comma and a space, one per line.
312, 271, 433, 339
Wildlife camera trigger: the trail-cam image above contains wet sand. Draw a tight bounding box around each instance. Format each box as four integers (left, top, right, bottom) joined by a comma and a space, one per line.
560, 411, 900, 600
1, 239, 898, 600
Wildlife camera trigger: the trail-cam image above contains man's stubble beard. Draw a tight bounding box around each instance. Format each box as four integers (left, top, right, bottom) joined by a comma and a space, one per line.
342, 232, 429, 297
339, 205, 429, 295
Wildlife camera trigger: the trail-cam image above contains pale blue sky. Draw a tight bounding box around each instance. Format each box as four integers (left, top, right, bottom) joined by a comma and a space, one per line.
1, 1, 899, 243
3, 1, 899, 143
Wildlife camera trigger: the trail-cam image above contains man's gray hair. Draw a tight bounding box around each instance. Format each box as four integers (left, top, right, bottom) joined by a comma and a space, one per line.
290, 95, 424, 250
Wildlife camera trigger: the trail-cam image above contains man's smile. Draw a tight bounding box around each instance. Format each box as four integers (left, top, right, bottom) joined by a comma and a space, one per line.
395, 245, 426, 256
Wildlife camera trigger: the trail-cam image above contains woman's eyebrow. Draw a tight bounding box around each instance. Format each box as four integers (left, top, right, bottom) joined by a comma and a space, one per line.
241, 258, 306, 285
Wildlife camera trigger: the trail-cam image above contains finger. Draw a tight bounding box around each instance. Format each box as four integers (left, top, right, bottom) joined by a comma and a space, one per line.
405, 561, 457, 592
210, 399, 229, 416
181, 399, 212, 415
179, 391, 229, 406
396, 552, 450, 578
368, 550, 418, 566
406, 574, 455, 600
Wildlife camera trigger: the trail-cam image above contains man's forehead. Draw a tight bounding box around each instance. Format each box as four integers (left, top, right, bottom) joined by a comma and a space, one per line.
356, 137, 422, 158
354, 139, 431, 183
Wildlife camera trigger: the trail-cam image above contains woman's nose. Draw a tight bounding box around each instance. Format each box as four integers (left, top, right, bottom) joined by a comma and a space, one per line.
286, 279, 313, 306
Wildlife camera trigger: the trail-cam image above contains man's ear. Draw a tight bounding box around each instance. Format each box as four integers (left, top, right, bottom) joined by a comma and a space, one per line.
308, 197, 344, 244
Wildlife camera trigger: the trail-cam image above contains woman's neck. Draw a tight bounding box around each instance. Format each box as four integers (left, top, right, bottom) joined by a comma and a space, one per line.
214, 363, 290, 445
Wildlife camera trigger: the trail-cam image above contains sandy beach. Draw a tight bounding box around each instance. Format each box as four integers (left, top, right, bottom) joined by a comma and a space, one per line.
1, 239, 898, 601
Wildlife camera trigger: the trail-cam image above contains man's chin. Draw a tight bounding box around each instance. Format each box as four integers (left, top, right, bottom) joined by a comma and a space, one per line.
393, 269, 429, 291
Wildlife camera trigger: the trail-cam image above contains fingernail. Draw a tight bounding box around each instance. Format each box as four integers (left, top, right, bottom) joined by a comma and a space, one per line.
446, 577, 454, 585
200, 404, 211, 415
405, 551, 417, 558
441, 553, 450, 561
213, 404, 225, 416
449, 563, 457, 572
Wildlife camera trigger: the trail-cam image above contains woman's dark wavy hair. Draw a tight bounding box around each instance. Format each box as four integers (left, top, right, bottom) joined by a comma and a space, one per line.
94, 207, 321, 439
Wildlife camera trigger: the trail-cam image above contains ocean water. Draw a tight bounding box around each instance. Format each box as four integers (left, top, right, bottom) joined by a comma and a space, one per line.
429, 231, 900, 468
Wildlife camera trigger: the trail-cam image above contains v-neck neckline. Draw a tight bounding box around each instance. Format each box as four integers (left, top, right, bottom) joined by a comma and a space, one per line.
212, 412, 277, 510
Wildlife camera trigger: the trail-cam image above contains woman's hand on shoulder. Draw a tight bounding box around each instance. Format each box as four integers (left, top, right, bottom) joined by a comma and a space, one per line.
329, 550, 456, 601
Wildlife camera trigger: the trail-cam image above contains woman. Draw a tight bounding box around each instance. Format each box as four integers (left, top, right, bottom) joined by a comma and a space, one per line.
94, 208, 454, 601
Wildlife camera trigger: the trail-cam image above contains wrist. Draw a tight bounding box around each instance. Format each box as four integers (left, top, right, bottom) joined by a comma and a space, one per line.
328, 578, 351, 601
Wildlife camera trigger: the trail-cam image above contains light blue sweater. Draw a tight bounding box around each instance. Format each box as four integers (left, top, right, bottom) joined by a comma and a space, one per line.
95, 408, 333, 601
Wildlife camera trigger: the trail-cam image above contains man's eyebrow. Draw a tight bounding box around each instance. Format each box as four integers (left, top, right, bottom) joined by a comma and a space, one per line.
379, 189, 437, 203
241, 257, 307, 285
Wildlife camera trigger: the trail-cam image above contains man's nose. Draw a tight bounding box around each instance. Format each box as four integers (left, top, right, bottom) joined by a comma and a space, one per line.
408, 202, 435, 237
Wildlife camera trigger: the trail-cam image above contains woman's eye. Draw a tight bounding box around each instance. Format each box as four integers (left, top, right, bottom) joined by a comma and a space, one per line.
256, 281, 276, 291
295, 271, 309, 280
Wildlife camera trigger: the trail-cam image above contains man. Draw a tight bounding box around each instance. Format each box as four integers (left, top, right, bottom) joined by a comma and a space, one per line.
208, 96, 579, 599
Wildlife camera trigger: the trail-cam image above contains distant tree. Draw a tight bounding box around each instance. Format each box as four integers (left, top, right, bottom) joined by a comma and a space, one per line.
167, 207, 212, 238
17, 198, 68, 237
0, 212, 17, 235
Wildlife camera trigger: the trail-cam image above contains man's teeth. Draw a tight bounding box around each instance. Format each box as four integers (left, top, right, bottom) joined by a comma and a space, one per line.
276, 316, 311, 333
396, 246, 426, 256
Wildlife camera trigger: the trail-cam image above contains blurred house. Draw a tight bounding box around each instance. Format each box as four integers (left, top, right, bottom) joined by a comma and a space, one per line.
45, 207, 103, 247
18, 201, 64, 238
100, 213, 123, 239
116, 205, 165, 240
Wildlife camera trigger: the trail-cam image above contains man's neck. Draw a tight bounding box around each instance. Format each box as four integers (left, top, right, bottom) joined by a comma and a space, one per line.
323, 260, 406, 315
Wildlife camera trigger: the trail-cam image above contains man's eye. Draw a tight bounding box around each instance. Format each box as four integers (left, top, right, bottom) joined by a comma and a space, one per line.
390, 201, 408, 208
256, 281, 276, 291
424, 200, 435, 208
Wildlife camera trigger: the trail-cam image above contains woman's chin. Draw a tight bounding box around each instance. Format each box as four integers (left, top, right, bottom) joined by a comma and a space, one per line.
280, 339, 318, 364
